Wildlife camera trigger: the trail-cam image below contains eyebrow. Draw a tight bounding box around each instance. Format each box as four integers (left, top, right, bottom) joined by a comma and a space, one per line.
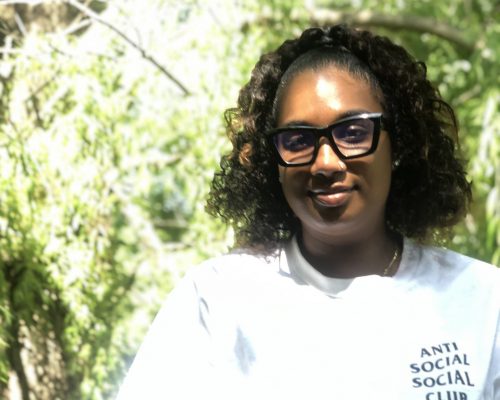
280, 109, 373, 128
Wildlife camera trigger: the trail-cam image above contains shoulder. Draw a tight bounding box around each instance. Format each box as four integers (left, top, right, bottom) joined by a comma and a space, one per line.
189, 248, 280, 276
180, 248, 283, 294
403, 240, 500, 297
421, 243, 498, 277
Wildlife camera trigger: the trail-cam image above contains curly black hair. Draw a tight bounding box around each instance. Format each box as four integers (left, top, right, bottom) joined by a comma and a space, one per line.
207, 24, 471, 252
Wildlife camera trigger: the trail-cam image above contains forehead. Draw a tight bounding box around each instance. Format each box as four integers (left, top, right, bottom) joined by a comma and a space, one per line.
276, 68, 383, 126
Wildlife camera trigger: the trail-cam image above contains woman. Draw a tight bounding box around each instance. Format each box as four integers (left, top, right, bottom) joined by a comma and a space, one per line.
117, 25, 499, 400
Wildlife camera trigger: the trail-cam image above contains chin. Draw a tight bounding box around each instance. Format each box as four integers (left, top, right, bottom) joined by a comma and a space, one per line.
305, 207, 385, 242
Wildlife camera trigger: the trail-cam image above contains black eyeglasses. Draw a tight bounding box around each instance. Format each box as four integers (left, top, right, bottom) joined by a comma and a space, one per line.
266, 113, 384, 166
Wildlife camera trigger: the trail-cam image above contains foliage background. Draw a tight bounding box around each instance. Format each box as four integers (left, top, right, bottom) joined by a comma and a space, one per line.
0, 0, 498, 399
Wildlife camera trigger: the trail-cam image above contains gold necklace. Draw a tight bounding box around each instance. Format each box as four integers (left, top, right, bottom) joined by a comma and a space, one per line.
382, 245, 400, 277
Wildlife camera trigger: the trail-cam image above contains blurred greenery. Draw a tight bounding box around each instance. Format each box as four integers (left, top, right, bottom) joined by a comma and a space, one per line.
0, 0, 498, 398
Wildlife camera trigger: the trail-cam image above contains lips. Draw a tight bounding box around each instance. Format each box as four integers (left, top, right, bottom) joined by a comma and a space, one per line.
308, 185, 355, 207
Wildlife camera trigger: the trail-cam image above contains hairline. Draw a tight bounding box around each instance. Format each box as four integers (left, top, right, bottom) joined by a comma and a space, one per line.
272, 57, 386, 125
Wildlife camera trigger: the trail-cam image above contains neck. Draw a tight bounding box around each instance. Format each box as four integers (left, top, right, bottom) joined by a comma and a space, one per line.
298, 228, 401, 278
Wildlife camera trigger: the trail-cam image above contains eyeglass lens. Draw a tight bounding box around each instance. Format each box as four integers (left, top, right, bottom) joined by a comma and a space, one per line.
273, 118, 375, 164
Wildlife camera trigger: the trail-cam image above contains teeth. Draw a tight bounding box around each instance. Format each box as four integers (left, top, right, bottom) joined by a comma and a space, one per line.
314, 189, 350, 194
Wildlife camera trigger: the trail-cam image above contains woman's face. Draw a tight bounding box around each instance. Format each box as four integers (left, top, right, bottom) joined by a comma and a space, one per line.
276, 67, 392, 246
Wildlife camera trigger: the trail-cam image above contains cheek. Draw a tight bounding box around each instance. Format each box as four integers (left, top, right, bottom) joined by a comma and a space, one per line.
278, 166, 291, 200
278, 166, 284, 183
349, 139, 392, 199
366, 142, 392, 199
279, 167, 308, 201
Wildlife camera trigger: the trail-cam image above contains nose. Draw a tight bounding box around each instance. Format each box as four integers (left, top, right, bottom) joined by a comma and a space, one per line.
310, 139, 347, 177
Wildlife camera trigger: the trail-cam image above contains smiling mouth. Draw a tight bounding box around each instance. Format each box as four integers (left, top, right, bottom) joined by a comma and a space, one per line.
308, 186, 355, 207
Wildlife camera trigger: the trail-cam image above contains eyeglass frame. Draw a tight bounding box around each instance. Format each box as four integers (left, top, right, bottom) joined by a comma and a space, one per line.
266, 112, 385, 167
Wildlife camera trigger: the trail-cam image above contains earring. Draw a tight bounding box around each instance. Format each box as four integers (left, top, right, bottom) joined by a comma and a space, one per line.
392, 159, 400, 171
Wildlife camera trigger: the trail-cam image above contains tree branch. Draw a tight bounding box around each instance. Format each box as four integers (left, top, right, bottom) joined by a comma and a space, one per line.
321, 10, 476, 51
0, 0, 191, 95
245, 9, 477, 52
5, 262, 31, 400
64, 0, 191, 95
0, 0, 44, 5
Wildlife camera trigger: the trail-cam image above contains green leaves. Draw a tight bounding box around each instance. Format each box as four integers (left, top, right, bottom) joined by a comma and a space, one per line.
0, 0, 498, 398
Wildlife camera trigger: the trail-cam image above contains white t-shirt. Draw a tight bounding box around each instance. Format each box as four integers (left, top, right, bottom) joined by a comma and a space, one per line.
116, 238, 500, 400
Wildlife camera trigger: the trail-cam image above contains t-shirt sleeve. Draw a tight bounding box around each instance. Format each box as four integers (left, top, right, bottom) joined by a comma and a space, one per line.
115, 274, 213, 400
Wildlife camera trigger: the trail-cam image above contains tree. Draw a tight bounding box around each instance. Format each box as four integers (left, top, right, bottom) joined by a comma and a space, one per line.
0, 0, 497, 398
